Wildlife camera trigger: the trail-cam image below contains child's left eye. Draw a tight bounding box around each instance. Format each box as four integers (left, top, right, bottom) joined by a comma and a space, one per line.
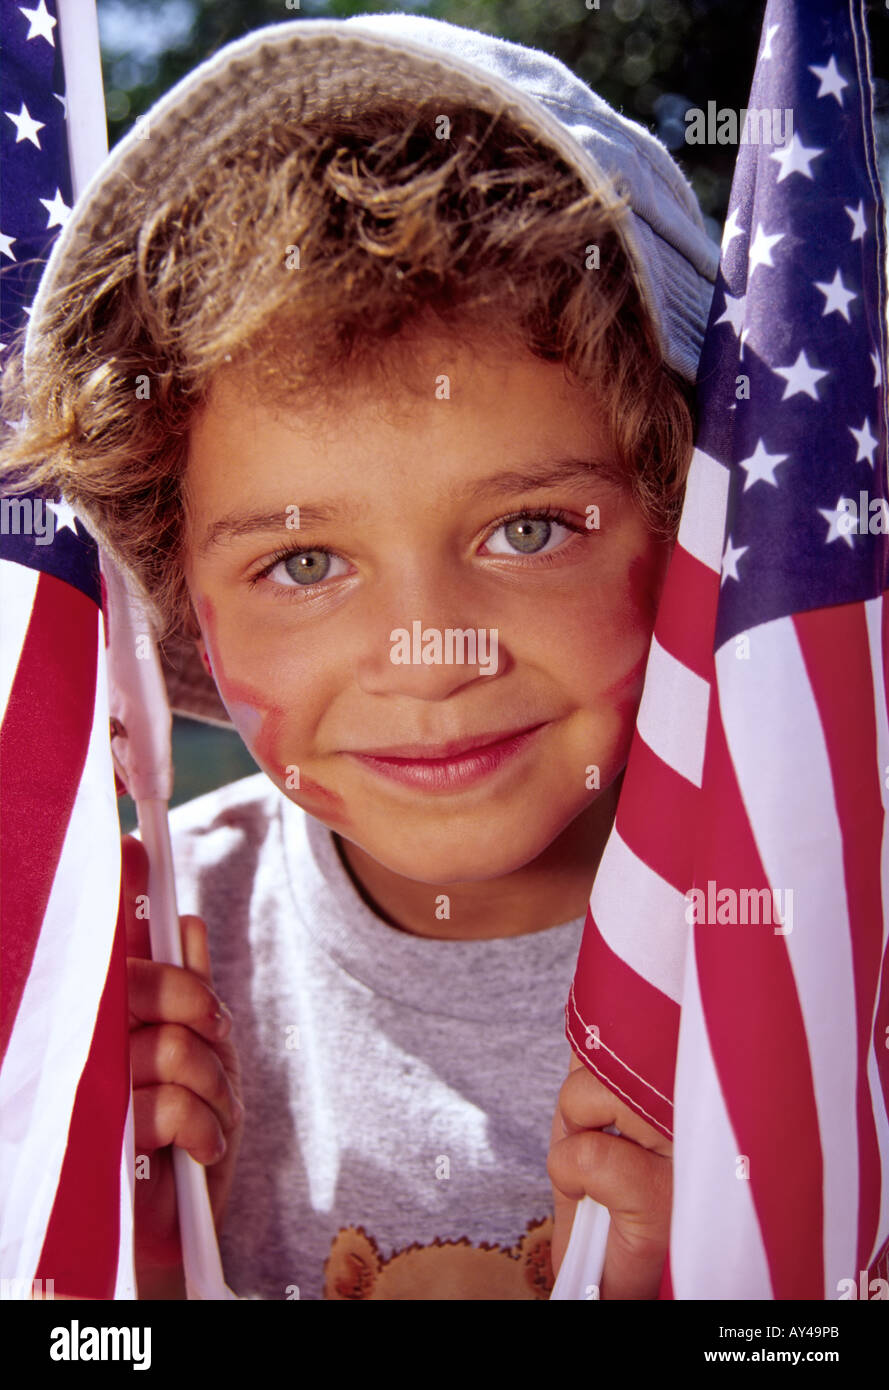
482, 510, 579, 556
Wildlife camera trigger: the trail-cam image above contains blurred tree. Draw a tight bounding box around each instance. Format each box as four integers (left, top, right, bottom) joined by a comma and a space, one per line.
97, 0, 888, 230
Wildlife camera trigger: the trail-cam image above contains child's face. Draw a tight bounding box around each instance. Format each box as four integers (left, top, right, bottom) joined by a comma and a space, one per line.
183, 333, 671, 884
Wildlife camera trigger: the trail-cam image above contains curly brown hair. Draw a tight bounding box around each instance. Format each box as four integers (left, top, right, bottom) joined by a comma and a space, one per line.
0, 101, 696, 645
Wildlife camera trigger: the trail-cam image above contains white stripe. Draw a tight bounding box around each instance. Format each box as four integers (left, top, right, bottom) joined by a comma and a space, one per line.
670, 928, 774, 1297
717, 617, 860, 1294
636, 637, 710, 787
864, 595, 889, 1266
676, 447, 730, 574
0, 623, 122, 1284
590, 828, 689, 1005
113, 1096, 137, 1299
0, 561, 39, 727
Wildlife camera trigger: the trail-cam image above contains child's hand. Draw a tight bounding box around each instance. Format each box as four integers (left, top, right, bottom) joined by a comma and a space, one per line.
547, 1051, 672, 1300
123, 835, 244, 1298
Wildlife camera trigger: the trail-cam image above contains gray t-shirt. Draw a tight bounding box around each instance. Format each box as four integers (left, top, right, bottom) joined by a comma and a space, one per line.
166, 772, 584, 1300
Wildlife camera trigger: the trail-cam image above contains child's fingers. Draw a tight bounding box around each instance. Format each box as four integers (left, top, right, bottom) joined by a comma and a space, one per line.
559, 1053, 673, 1158
180, 913, 214, 988
133, 1081, 228, 1168
130, 1022, 242, 1133
128, 955, 231, 1042
548, 1128, 669, 1216
548, 1128, 672, 1298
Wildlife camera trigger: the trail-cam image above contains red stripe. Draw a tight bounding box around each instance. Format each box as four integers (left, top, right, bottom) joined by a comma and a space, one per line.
696, 698, 824, 1298
794, 605, 886, 1276
616, 735, 701, 897
658, 1249, 673, 1300
0, 575, 98, 1063
652, 542, 720, 683
567, 907, 679, 1140
35, 878, 129, 1298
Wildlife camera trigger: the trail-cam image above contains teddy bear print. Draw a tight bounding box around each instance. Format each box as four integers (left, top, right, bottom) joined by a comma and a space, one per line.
323, 1216, 554, 1300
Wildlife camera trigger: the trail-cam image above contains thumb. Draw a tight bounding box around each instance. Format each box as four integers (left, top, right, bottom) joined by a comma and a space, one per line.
121, 834, 152, 961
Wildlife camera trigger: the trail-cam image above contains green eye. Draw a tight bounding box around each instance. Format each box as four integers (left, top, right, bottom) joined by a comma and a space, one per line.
485, 512, 575, 557
282, 550, 331, 585
503, 518, 552, 553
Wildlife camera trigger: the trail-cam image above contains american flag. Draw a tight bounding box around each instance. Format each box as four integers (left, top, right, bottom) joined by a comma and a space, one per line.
564, 0, 889, 1298
0, 0, 136, 1299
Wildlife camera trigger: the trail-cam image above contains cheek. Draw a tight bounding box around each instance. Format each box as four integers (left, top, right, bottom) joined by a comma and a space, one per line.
547, 550, 662, 711
194, 593, 284, 764
193, 592, 347, 815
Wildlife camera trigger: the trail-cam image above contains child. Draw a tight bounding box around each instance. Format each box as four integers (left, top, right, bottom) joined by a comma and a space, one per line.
1, 13, 717, 1299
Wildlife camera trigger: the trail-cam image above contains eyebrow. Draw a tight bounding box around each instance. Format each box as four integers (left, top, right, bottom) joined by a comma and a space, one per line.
196, 455, 612, 555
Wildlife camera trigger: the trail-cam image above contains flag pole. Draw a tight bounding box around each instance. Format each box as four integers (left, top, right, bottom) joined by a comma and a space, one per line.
549, 1196, 610, 1301
57, 0, 235, 1301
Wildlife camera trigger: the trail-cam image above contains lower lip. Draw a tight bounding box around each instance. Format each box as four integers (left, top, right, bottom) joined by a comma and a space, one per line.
349, 725, 547, 792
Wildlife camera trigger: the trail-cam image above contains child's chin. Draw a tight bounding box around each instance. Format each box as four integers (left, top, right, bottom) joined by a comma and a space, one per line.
354, 829, 553, 886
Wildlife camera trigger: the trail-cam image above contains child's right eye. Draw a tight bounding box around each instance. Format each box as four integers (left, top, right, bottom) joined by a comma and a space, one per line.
250, 546, 350, 592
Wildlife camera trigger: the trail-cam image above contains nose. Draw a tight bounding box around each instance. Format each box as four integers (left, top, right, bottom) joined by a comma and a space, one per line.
351, 565, 507, 701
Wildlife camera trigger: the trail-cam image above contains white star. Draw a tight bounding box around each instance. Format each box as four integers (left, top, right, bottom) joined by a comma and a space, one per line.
716, 290, 747, 337
761, 23, 780, 60
809, 56, 849, 105
52, 91, 67, 120
819, 497, 857, 548
4, 102, 45, 148
721, 538, 748, 585
39, 187, 70, 230
19, 1, 57, 46
721, 207, 745, 252
845, 200, 866, 241
748, 222, 784, 278
850, 417, 879, 467
773, 349, 829, 401
738, 440, 789, 491
814, 268, 857, 322
46, 498, 80, 535
872, 352, 883, 389
0, 230, 17, 261
769, 132, 825, 183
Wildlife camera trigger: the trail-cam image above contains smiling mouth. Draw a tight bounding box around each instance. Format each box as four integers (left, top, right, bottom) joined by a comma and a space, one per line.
350, 722, 548, 761
345, 722, 549, 793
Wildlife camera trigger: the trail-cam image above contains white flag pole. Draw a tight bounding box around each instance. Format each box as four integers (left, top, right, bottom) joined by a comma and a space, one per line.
549, 1196, 611, 1300
57, 0, 235, 1301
